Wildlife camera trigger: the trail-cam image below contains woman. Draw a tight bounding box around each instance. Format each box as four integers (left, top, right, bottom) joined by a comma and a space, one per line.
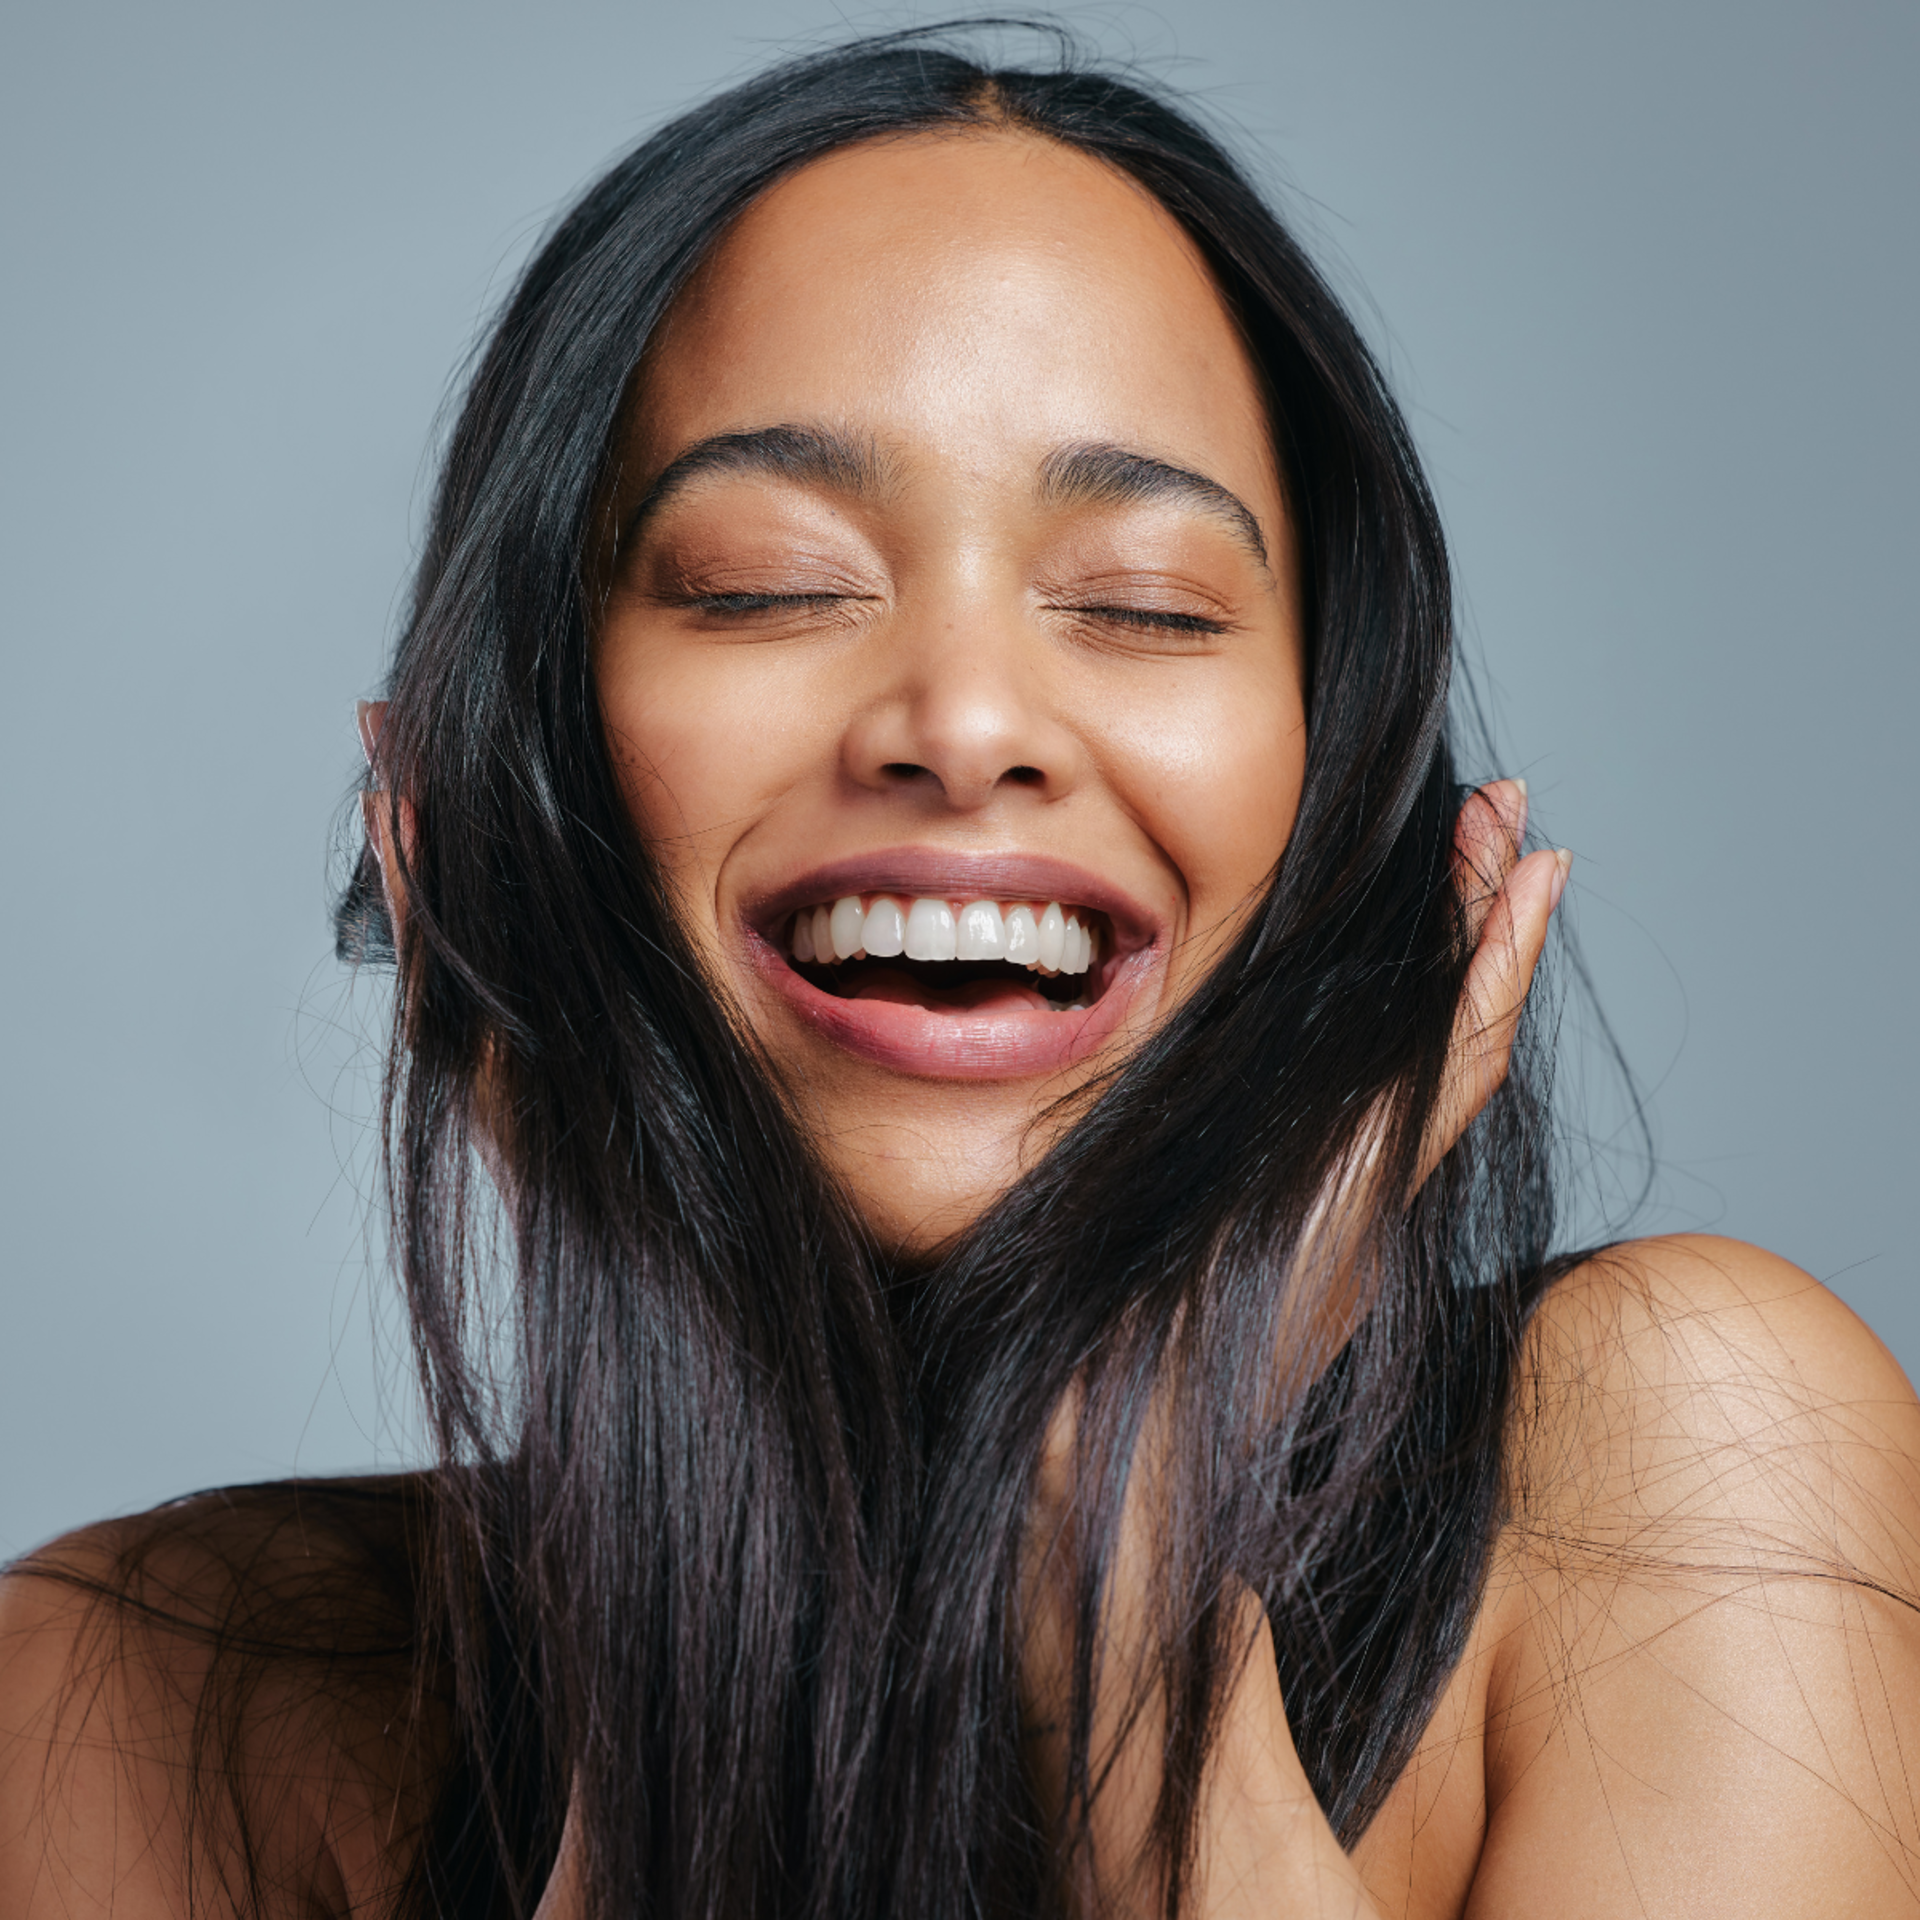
4, 26, 1917, 1919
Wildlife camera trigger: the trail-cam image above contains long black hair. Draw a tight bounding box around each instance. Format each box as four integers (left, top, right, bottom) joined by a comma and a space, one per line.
331, 22, 1562, 1919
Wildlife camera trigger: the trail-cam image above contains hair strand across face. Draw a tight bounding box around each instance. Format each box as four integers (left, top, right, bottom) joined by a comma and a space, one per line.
324, 24, 1567, 1919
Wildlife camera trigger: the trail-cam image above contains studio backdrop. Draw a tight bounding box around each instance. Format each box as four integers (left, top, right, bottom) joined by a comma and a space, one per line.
2, 0, 1913, 1557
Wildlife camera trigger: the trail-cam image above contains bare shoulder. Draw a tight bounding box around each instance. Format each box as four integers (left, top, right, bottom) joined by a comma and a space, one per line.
1525, 1231, 1916, 1406
1509, 1232, 1920, 1579
0, 1513, 229, 1918
0, 1481, 442, 1920
1457, 1237, 1920, 1915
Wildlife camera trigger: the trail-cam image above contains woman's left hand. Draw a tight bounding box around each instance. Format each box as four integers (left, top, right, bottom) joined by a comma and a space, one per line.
1202, 784, 1570, 1916
1022, 781, 1570, 1919
1418, 778, 1570, 1186
1190, 784, 1572, 1914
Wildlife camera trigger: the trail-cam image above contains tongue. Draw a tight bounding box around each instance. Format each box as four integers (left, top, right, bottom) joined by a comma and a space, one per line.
849, 968, 1060, 1015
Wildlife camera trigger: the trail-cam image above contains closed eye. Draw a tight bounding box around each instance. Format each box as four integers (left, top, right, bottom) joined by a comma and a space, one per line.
686, 591, 861, 614
679, 594, 1224, 634
1054, 604, 1230, 636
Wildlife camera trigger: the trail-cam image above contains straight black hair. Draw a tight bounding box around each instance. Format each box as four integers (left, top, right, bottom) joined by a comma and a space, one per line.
328, 21, 1565, 1919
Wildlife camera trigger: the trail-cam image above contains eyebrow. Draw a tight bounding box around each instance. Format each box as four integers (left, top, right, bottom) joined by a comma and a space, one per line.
1038, 442, 1270, 569
619, 424, 890, 545
619, 423, 1270, 570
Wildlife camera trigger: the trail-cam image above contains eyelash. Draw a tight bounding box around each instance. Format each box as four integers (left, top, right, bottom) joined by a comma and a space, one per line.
686, 591, 850, 614
685, 592, 1227, 636
1057, 604, 1228, 636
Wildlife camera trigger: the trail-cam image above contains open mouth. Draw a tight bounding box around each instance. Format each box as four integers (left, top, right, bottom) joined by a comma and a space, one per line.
781, 893, 1108, 1015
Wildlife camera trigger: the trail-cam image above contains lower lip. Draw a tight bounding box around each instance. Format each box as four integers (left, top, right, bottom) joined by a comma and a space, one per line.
745, 931, 1151, 1079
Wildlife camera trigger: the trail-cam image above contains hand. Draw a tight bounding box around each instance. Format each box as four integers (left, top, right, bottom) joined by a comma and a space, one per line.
1185, 782, 1568, 1915
1021, 780, 1570, 1915
1419, 778, 1570, 1186
529, 1797, 584, 1920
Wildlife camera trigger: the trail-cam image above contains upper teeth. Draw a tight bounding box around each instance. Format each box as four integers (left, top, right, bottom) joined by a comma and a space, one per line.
790, 895, 1098, 975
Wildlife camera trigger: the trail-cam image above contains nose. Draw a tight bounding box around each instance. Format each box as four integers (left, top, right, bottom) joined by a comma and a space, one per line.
840, 607, 1082, 814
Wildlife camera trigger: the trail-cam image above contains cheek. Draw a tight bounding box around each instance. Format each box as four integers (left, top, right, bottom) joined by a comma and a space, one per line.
595, 638, 829, 882
1103, 671, 1306, 925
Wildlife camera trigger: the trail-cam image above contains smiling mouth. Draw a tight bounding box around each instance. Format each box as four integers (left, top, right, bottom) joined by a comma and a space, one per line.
781, 893, 1107, 1014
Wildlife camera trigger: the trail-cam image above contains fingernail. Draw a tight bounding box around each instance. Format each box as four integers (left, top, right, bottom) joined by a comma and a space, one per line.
1510, 776, 1529, 841
1549, 848, 1573, 911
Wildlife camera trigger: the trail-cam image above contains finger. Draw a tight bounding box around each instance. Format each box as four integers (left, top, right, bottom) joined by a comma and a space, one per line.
1419, 844, 1571, 1185
1452, 777, 1528, 949
1445, 843, 1567, 1134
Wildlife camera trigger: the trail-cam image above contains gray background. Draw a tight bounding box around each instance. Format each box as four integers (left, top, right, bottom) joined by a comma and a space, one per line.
3, 1, 1913, 1558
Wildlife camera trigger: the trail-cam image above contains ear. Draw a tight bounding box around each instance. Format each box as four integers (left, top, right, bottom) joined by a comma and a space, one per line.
354, 700, 416, 937
355, 698, 388, 781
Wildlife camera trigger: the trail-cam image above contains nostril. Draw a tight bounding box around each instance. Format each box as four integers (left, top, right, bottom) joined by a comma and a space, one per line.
882, 761, 931, 782
1002, 765, 1043, 787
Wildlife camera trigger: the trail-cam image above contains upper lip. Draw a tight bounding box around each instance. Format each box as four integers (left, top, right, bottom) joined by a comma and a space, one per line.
741, 848, 1163, 954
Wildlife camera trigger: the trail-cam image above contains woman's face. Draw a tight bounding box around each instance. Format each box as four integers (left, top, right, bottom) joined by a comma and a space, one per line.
596, 130, 1308, 1249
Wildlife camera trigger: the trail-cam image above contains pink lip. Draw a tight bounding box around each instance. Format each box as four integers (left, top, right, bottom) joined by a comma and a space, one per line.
738, 848, 1164, 1081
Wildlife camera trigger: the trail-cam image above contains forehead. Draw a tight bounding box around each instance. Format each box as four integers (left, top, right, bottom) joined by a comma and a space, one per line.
628, 130, 1276, 494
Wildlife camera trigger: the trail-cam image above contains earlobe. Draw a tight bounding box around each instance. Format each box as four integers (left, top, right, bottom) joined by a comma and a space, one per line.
354, 700, 412, 937
361, 790, 414, 942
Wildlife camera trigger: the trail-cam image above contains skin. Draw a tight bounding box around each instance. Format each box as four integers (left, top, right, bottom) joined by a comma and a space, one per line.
5, 127, 1919, 1920
592, 130, 1323, 1249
